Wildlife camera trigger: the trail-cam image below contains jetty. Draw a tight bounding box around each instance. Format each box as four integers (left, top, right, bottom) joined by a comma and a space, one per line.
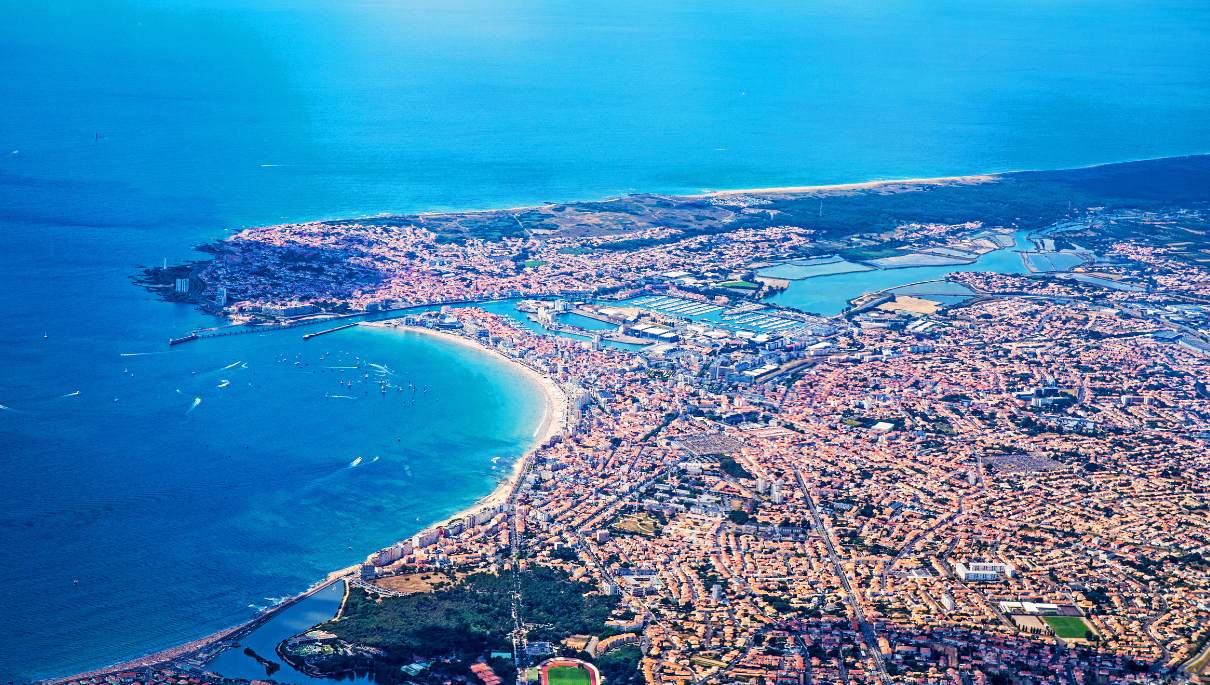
40, 573, 353, 685
302, 322, 359, 340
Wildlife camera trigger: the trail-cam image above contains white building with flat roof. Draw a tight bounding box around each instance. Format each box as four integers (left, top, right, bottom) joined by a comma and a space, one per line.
953, 560, 1014, 582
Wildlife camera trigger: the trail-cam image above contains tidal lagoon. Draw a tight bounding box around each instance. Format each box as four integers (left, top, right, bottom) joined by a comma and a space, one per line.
765, 231, 1033, 316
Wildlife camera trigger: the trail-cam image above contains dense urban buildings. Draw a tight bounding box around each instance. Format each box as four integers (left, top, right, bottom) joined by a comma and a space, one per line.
83, 157, 1210, 685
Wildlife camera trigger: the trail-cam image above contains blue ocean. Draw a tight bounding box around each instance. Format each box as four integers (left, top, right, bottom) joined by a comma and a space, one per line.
2, 0, 1209, 680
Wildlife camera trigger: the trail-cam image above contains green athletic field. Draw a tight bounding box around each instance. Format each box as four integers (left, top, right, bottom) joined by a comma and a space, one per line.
546, 666, 593, 685
1043, 615, 1092, 639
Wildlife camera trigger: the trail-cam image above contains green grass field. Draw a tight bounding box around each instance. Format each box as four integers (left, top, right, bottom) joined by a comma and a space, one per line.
1043, 615, 1092, 639
547, 666, 592, 685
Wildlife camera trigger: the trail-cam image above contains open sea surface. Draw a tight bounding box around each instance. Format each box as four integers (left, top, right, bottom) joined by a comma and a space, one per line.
3, 0, 1210, 680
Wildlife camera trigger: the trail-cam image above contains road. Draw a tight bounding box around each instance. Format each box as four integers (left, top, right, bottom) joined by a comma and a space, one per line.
792, 468, 891, 684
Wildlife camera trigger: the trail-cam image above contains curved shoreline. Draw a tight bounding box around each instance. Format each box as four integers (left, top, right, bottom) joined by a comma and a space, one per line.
366, 322, 568, 529
43, 322, 565, 685
47, 153, 1199, 683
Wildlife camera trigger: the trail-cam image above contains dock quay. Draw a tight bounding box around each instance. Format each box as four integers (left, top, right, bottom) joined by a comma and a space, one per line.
605, 332, 651, 345
571, 306, 623, 325
527, 313, 649, 346
527, 316, 595, 339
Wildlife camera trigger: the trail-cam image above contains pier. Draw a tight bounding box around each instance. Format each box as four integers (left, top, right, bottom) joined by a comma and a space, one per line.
163, 292, 629, 349
302, 322, 359, 340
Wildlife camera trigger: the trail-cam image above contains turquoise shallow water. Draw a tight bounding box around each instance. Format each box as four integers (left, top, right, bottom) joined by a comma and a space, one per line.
768, 231, 1032, 315
2, 0, 1210, 680
0, 305, 545, 681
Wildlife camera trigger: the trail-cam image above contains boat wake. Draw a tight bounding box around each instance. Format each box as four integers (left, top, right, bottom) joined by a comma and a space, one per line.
185, 396, 202, 414
346, 455, 380, 470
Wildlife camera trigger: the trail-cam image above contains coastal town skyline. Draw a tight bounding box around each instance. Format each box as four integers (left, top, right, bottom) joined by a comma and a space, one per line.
48, 156, 1210, 685
3, 1, 1210, 684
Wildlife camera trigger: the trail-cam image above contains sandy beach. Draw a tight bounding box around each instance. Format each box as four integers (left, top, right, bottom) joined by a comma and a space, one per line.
687, 173, 997, 198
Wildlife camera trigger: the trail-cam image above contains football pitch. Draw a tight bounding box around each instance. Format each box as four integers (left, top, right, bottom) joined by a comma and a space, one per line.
546, 666, 593, 685
1043, 615, 1091, 639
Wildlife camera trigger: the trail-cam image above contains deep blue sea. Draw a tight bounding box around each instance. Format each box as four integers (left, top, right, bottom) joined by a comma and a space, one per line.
3, 0, 1210, 680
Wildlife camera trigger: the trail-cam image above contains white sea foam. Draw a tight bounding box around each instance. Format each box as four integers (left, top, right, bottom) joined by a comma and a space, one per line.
532, 412, 551, 438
